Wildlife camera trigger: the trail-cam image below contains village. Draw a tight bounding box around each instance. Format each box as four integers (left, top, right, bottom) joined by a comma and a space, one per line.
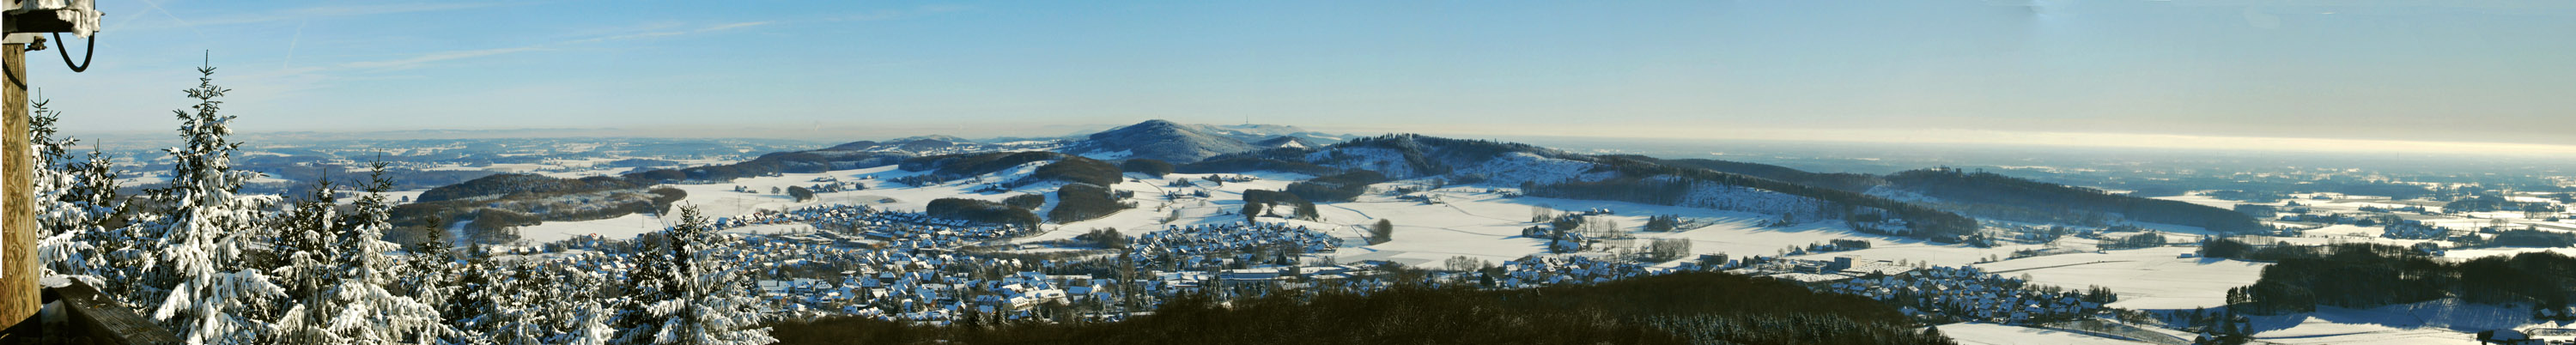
471, 190, 2182, 336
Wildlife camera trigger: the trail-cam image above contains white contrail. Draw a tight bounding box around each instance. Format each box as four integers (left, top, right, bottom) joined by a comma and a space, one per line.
128, 0, 210, 40
283, 19, 307, 70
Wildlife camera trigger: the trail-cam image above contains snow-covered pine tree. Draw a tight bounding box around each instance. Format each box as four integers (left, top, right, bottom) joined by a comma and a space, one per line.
308, 164, 453, 342
483, 262, 561, 345
270, 179, 345, 343
447, 256, 502, 343
550, 259, 618, 345
400, 215, 464, 339
133, 64, 288, 344
616, 229, 680, 342
556, 298, 618, 345
638, 207, 775, 344
26, 98, 126, 291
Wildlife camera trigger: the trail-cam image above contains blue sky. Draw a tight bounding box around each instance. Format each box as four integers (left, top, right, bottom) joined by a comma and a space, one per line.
29, 1, 2576, 154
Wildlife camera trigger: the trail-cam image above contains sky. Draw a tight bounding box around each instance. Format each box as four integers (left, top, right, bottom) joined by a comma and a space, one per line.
26, 0, 2576, 155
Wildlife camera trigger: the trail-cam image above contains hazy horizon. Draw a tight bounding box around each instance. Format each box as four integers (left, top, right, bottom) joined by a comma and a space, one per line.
27, 0, 2576, 156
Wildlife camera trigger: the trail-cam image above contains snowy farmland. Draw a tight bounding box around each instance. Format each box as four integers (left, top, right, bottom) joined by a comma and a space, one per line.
455, 159, 2563, 345
1938, 323, 2148, 345
1971, 247, 2266, 310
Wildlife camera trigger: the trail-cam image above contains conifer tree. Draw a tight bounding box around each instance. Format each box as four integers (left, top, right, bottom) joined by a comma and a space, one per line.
26, 98, 126, 291
617, 232, 680, 342
134, 64, 287, 344
448, 256, 502, 342
310, 164, 453, 342
471, 261, 556, 344
551, 261, 620, 345
635, 207, 776, 344
401, 215, 462, 330
270, 179, 345, 343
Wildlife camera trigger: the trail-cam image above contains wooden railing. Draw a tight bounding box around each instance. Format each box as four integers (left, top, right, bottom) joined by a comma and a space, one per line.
0, 279, 180, 344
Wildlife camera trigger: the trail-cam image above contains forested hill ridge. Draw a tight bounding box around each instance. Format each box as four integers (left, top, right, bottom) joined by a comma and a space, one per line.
1648, 157, 2271, 233
613, 120, 1345, 185
452, 120, 2264, 242
1171, 134, 1985, 240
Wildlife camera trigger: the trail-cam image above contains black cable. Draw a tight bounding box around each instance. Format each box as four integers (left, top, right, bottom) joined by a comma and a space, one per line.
53, 32, 92, 72
3, 53, 21, 88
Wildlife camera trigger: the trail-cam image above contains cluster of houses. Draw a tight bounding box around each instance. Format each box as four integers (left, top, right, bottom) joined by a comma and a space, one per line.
1728, 256, 1916, 283
713, 204, 1036, 251
2383, 222, 2453, 239
1485, 255, 1653, 288
507, 203, 1404, 324
802, 176, 872, 193
2279, 212, 2363, 224
1518, 226, 1596, 252
1130, 222, 1340, 269
1815, 264, 2107, 324
499, 194, 2131, 328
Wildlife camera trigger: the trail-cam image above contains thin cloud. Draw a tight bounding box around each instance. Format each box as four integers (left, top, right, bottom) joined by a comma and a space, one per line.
340, 47, 542, 70
292, 3, 507, 17
326, 21, 775, 71
832, 4, 975, 21
118, 2, 509, 31
566, 21, 774, 44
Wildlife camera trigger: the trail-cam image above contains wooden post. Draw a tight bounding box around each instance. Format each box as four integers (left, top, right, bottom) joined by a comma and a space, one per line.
1, 42, 35, 329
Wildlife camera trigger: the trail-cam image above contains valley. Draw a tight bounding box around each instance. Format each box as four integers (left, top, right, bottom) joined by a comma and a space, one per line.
369, 120, 2576, 344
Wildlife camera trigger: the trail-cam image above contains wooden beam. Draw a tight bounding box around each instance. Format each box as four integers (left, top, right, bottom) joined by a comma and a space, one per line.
1, 42, 35, 330
55, 281, 183, 344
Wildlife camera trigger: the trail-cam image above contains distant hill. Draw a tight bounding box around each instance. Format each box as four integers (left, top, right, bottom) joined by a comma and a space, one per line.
1647, 156, 2269, 233
1200, 124, 1350, 145
1063, 120, 1267, 163
1192, 134, 1984, 240
1253, 136, 1316, 149
823, 135, 1039, 154
431, 119, 2269, 244
623, 149, 909, 183
393, 173, 685, 243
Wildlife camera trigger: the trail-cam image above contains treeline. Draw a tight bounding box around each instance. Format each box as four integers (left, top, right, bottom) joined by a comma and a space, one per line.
392, 187, 686, 244
623, 149, 906, 183
2201, 239, 2576, 314
903, 151, 1064, 178
1327, 134, 1552, 177
1654, 158, 2272, 234
392, 173, 687, 244
1242, 189, 1320, 221
1179, 135, 1981, 239
1653, 157, 1887, 192
416, 173, 646, 203
1023, 156, 1122, 187
926, 197, 1041, 227
2098, 231, 2169, 250
1120, 159, 1174, 178
1285, 170, 1388, 202
1523, 177, 1690, 207
1881, 168, 2268, 233
769, 271, 1955, 345
2475, 228, 2576, 248
2446, 195, 2560, 213
1049, 183, 1133, 223
1525, 156, 1979, 240
253, 164, 499, 192
2123, 180, 2436, 201
1173, 156, 1341, 176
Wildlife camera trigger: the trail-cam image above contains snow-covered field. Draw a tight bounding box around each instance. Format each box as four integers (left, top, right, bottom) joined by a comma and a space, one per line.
1938, 323, 2148, 345
2148, 194, 2239, 209
466, 157, 2573, 345
1971, 247, 2266, 310
513, 164, 2020, 271
2248, 299, 2545, 345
